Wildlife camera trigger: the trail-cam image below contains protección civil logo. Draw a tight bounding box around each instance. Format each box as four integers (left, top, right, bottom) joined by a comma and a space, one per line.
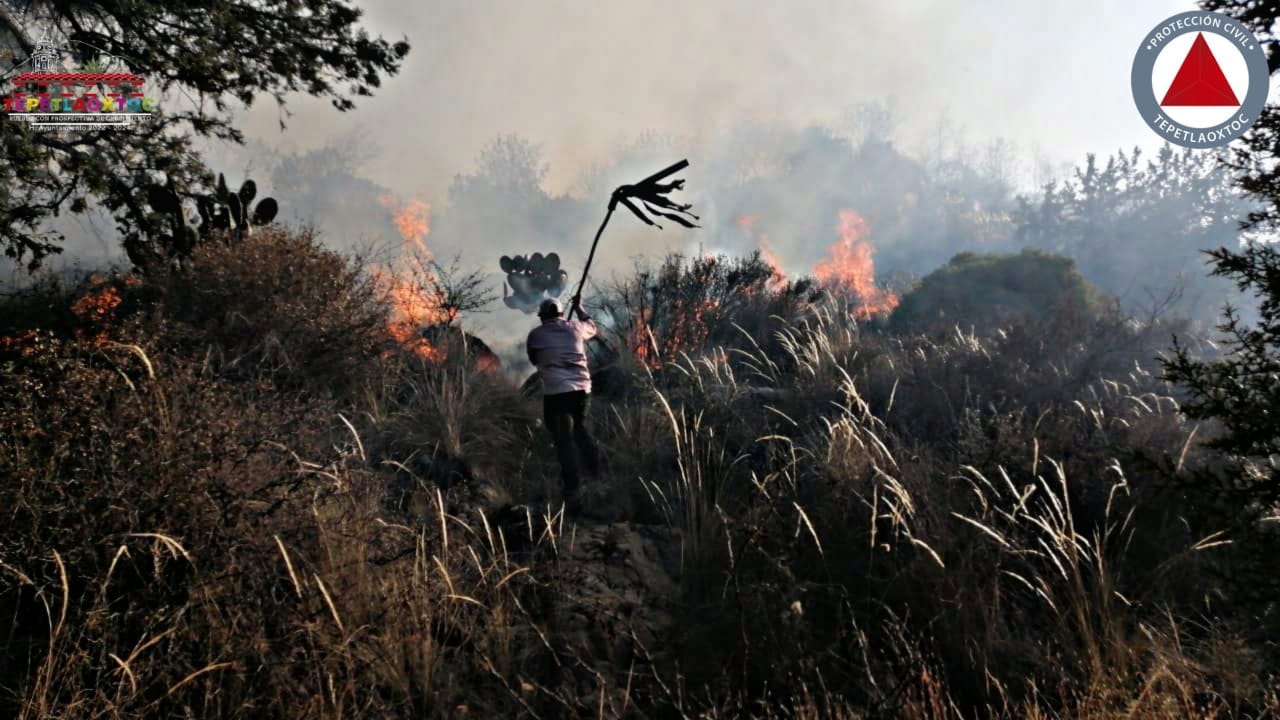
1131, 11, 1269, 149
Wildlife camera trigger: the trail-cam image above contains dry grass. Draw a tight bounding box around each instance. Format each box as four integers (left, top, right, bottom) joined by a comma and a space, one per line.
1, 239, 1275, 718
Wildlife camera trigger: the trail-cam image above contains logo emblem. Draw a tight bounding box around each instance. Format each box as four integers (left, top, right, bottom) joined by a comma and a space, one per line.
1132, 11, 1269, 148
2, 34, 157, 132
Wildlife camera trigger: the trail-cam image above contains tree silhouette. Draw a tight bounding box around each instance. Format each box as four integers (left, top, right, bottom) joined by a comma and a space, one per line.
1156, 0, 1280, 614
1013, 146, 1250, 324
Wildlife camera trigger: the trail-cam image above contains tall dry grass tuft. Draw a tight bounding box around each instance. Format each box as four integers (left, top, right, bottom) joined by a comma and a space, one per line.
647, 384, 749, 580
361, 357, 543, 518
595, 278, 1248, 715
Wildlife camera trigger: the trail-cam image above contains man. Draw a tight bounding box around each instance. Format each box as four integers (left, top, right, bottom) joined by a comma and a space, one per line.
527, 296, 601, 501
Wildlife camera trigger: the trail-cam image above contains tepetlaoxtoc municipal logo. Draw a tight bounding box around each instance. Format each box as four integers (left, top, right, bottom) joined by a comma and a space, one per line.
2, 36, 157, 132
1131, 10, 1269, 149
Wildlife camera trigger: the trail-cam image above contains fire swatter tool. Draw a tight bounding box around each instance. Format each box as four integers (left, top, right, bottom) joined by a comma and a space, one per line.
571, 159, 699, 310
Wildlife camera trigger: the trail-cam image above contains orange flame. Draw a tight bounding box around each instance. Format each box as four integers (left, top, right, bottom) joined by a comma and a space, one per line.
69, 274, 129, 348
70, 285, 122, 320
814, 210, 898, 319
0, 329, 40, 357
379, 196, 431, 254
735, 214, 787, 292
472, 353, 500, 374
377, 195, 445, 361
371, 266, 447, 362
758, 238, 787, 293
630, 307, 659, 369
628, 298, 719, 369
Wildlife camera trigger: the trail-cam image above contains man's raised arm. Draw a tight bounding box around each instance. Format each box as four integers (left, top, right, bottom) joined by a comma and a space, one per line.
571, 296, 598, 340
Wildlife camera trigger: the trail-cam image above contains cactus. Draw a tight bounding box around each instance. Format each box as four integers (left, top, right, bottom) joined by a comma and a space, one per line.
131, 172, 281, 271
500, 251, 570, 313
211, 173, 279, 242
143, 181, 195, 268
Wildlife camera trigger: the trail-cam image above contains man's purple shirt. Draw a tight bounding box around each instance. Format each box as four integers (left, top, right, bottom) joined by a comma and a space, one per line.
527, 313, 599, 395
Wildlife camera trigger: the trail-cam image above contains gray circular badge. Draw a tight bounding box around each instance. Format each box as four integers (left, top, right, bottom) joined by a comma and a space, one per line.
1131, 11, 1269, 149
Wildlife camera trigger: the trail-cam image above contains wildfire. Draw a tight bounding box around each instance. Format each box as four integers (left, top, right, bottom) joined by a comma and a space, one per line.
758, 239, 787, 293
734, 214, 787, 292
624, 208, 894, 369
630, 307, 660, 369
379, 195, 431, 254
733, 210, 896, 317
0, 329, 40, 357
376, 195, 445, 361
373, 266, 448, 362
473, 353, 500, 374
814, 210, 898, 319
68, 273, 139, 348
628, 298, 719, 370
70, 284, 123, 320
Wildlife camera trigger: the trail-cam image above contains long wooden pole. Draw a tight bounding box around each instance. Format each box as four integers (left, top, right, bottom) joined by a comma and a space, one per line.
572, 202, 614, 310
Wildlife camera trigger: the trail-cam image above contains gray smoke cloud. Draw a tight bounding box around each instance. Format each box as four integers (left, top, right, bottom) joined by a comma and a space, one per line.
4, 0, 1209, 356
232, 0, 1189, 199
217, 0, 1196, 331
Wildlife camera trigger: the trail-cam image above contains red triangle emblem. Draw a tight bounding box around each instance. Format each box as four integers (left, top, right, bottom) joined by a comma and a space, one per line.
1160, 33, 1240, 106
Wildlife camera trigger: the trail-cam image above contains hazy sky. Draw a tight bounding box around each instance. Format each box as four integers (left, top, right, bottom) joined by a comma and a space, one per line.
234, 0, 1193, 200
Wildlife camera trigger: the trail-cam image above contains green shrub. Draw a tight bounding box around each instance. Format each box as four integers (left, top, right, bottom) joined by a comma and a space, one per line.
890, 248, 1101, 336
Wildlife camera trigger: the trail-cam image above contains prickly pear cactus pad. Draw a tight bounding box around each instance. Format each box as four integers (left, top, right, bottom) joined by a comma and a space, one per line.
500, 252, 569, 313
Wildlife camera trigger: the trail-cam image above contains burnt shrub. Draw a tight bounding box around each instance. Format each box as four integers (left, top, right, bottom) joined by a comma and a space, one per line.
594, 251, 822, 370
0, 230, 386, 715
0, 312, 354, 715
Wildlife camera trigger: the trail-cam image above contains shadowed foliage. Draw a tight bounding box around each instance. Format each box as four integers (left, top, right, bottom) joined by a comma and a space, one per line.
1, 227, 1273, 717
889, 248, 1100, 336
0, 0, 409, 269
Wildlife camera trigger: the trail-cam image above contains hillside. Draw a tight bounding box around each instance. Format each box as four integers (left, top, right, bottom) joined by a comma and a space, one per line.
1, 228, 1271, 718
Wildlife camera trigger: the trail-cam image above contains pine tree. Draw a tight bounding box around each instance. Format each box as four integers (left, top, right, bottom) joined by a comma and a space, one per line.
1157, 1, 1280, 616
1163, 244, 1280, 501
1164, 1, 1280, 502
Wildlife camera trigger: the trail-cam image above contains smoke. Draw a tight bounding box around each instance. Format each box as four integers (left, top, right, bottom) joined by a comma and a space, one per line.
8, 0, 1243, 353
213, 0, 1204, 352
232, 0, 1189, 199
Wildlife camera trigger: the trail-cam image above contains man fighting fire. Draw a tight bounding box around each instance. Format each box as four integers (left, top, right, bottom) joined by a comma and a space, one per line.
522, 160, 694, 509
527, 296, 601, 504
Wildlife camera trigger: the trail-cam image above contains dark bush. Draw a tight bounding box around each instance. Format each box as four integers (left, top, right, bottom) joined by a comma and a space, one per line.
890, 248, 1101, 337
0, 239, 1268, 718
146, 227, 387, 394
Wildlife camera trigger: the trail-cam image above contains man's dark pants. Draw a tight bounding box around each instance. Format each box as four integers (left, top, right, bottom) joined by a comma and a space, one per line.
543, 390, 600, 497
